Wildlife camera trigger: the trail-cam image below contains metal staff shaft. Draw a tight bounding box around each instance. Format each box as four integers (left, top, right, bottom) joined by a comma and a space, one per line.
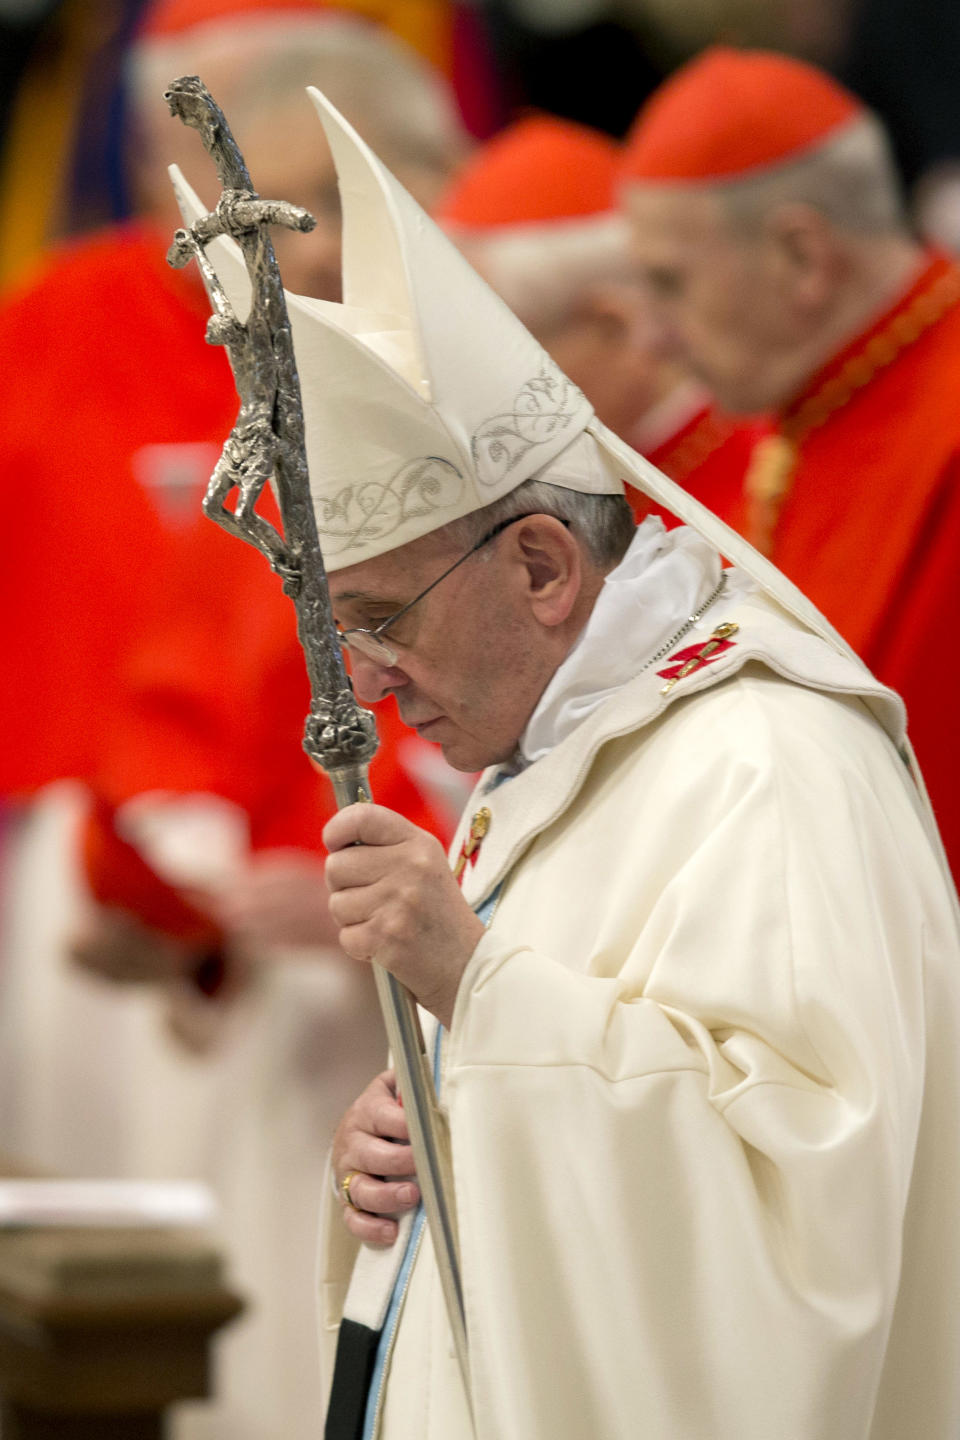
327, 771, 469, 1398
164, 76, 470, 1401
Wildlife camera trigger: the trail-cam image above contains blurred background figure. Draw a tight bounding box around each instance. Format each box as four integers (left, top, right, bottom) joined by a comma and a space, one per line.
0, 0, 500, 290
620, 46, 960, 882
5, 0, 960, 272
434, 110, 764, 527
454, 0, 960, 253
0, 4, 473, 1437
0, 0, 472, 796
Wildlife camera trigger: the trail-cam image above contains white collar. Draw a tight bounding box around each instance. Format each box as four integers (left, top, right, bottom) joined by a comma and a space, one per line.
519, 519, 723, 766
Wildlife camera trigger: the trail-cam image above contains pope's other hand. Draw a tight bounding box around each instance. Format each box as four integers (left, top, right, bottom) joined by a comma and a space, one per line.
332, 1069, 418, 1245
323, 804, 484, 1028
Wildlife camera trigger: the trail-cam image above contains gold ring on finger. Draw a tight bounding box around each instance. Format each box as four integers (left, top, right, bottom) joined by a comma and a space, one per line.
340, 1169, 361, 1211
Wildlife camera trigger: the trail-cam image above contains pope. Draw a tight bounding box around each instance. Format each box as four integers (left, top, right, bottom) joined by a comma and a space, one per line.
176, 81, 960, 1440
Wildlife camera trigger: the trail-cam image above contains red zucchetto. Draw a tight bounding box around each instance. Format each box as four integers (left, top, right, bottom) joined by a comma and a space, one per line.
436, 113, 619, 227
137, 0, 334, 38
620, 46, 865, 184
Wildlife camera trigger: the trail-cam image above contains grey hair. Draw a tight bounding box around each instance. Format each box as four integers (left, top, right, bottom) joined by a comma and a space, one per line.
442, 479, 636, 570
127, 13, 469, 174
718, 113, 908, 237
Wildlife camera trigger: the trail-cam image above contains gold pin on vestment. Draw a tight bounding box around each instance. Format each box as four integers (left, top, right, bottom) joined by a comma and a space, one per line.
453, 807, 492, 882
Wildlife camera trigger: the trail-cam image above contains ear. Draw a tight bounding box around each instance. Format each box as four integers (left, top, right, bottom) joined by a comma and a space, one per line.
509, 515, 583, 628
763, 202, 842, 313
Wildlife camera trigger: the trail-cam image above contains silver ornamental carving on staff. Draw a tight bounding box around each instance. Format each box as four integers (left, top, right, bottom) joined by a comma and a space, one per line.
164, 73, 376, 784
163, 74, 471, 1402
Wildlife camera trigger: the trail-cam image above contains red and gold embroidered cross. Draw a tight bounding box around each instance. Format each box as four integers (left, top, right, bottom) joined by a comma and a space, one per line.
657, 623, 739, 694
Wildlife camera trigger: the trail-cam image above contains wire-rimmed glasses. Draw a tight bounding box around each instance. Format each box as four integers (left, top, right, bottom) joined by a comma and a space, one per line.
337, 513, 553, 667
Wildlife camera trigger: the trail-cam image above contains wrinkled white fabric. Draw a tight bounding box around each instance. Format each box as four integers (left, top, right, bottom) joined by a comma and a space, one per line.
521, 520, 722, 764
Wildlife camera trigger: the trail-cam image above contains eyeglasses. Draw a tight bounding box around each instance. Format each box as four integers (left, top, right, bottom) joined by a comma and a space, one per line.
337, 514, 556, 667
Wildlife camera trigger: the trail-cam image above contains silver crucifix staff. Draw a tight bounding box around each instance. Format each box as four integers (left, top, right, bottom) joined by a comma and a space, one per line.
164, 75, 470, 1399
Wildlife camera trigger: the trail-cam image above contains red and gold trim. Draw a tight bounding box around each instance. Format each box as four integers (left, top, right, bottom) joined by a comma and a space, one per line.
453, 806, 491, 885
653, 407, 740, 487
744, 253, 960, 556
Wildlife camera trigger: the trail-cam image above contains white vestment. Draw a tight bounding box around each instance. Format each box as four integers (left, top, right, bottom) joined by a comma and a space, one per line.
318, 540, 960, 1440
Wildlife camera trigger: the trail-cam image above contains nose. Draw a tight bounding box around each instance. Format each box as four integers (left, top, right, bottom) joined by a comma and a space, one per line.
349, 653, 408, 705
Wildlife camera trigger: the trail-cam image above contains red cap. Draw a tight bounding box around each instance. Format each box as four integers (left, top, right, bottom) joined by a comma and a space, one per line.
621, 46, 865, 184
436, 113, 620, 228
138, 0, 336, 40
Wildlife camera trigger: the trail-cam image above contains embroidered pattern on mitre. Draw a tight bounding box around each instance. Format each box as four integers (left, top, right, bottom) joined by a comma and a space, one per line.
471, 367, 582, 486
307, 88, 600, 532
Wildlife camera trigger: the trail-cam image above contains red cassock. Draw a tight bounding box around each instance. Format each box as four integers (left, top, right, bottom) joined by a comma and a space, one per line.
735, 252, 960, 884
0, 223, 237, 795
0, 221, 453, 941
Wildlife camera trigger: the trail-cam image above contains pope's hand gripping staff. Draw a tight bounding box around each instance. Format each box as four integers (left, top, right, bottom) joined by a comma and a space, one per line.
163, 75, 471, 1402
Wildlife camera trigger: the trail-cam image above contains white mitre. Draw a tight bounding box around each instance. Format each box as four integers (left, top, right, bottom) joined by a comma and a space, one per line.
169, 89, 620, 573
170, 87, 864, 668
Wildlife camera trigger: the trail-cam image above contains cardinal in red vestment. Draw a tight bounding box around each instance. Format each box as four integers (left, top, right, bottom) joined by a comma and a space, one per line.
620, 47, 960, 882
